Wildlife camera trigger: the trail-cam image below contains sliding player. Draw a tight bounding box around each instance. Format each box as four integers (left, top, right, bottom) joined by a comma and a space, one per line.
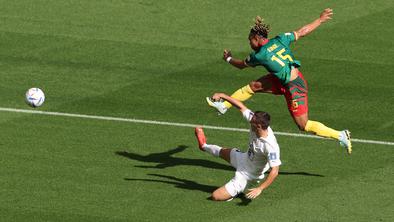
196, 93, 280, 201
206, 8, 352, 154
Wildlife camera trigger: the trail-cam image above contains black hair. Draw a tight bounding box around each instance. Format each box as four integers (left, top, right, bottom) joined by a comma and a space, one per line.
249, 16, 270, 38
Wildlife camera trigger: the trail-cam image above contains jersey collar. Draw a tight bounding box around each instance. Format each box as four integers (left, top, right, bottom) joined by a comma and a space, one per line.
259, 38, 269, 47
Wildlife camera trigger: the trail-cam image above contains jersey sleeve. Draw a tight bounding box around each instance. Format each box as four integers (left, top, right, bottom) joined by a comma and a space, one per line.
242, 109, 254, 122
277, 32, 297, 47
266, 143, 281, 167
244, 52, 260, 67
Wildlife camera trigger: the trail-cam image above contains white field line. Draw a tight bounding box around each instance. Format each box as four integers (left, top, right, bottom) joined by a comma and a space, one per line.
1, 107, 393, 146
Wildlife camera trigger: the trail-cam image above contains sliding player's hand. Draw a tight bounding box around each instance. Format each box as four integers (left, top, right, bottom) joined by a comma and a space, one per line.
246, 187, 263, 199
319, 8, 333, 23
223, 49, 232, 61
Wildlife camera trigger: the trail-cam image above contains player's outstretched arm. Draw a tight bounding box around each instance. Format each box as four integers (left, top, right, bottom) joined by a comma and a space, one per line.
294, 8, 333, 40
246, 166, 279, 199
212, 93, 248, 112
223, 49, 248, 69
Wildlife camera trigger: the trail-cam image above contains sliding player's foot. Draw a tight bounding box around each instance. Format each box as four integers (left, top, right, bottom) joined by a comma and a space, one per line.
194, 127, 207, 151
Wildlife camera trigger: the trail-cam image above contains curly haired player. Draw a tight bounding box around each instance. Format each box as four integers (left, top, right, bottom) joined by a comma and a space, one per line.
207, 8, 352, 154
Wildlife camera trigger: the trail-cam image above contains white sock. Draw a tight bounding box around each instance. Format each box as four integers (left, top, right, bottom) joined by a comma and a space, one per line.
202, 144, 222, 157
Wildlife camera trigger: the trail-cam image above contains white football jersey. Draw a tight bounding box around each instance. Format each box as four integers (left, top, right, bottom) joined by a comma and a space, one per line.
240, 109, 281, 179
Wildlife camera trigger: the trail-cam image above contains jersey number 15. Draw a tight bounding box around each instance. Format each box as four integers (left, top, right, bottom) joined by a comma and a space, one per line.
271, 48, 293, 67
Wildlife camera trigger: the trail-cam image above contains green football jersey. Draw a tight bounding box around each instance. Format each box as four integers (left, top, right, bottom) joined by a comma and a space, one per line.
245, 32, 301, 85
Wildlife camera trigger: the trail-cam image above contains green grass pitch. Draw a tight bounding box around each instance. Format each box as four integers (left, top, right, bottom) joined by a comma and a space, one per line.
1, 0, 393, 221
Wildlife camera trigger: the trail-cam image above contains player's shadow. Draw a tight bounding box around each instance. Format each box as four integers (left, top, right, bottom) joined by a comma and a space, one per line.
115, 145, 324, 177
125, 173, 217, 193
124, 173, 252, 206
115, 145, 233, 171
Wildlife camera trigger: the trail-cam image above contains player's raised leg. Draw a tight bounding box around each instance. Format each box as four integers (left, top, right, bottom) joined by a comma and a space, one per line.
206, 74, 275, 115
296, 115, 339, 138
195, 127, 236, 160
294, 115, 352, 154
285, 73, 352, 154
194, 127, 222, 157
305, 120, 352, 154
221, 84, 255, 110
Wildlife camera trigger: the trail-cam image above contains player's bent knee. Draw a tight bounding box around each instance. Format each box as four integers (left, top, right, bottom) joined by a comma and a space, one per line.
249, 81, 262, 92
211, 188, 232, 201
211, 193, 231, 201
297, 123, 306, 131
211, 193, 221, 201
293, 114, 308, 131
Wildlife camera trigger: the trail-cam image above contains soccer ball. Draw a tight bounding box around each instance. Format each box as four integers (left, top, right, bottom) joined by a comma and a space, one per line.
25, 88, 45, 107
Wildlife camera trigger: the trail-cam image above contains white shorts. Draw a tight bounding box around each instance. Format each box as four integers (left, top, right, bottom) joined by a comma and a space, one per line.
224, 149, 261, 197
